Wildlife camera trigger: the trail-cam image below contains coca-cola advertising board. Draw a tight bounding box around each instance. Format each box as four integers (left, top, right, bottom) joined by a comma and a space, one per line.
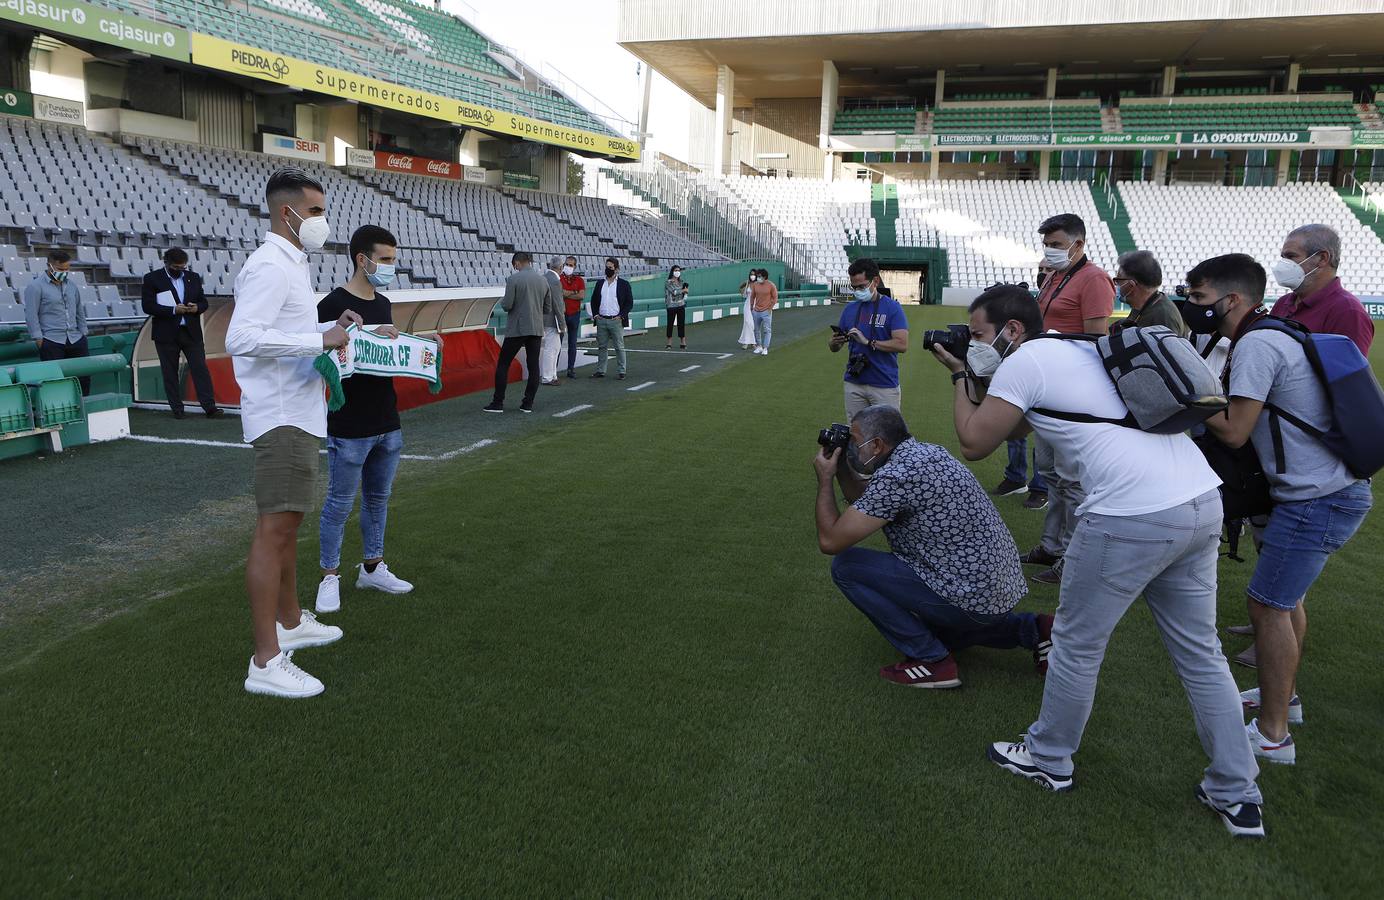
373, 151, 461, 179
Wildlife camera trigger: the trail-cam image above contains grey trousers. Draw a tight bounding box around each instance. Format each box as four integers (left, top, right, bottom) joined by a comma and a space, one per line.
1026, 489, 1263, 807
595, 318, 627, 375
1033, 433, 1085, 556
844, 382, 901, 420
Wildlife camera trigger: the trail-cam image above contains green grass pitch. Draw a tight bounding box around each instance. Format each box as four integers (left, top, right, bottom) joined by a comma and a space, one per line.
2, 307, 1382, 896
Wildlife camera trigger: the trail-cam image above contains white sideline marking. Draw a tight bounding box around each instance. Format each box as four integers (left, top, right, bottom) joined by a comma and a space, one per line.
610, 348, 724, 356
626, 381, 656, 392
678, 365, 700, 373
121, 433, 496, 462
717, 353, 733, 360
124, 434, 246, 450
553, 404, 592, 418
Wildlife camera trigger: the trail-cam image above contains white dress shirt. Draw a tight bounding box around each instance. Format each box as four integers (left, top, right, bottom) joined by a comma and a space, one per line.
599, 277, 620, 316
226, 232, 333, 443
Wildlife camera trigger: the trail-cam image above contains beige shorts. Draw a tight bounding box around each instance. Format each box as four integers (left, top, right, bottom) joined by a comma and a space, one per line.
844, 383, 902, 421
251, 426, 320, 515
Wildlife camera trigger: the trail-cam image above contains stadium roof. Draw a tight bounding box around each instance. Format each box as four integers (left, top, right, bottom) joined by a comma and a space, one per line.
618, 0, 1384, 106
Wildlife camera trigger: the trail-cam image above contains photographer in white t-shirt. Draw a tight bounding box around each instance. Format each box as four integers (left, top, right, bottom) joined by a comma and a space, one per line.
927, 283, 1265, 838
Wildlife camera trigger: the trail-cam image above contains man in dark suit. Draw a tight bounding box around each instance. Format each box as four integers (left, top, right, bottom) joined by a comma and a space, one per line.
142, 247, 222, 418
588, 256, 634, 379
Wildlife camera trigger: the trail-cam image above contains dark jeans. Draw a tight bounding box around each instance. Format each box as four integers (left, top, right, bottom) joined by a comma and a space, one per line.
38, 335, 90, 394
666, 306, 686, 340
830, 547, 1039, 662
155, 328, 216, 413
565, 312, 582, 372
492, 335, 542, 406
1004, 437, 1047, 492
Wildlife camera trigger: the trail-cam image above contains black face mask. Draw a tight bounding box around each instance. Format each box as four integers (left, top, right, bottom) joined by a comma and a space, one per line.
1182, 295, 1228, 335
606, 267, 616, 277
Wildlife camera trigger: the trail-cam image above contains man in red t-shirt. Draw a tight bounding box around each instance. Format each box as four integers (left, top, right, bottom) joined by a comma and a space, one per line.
1021, 214, 1116, 586
559, 255, 586, 378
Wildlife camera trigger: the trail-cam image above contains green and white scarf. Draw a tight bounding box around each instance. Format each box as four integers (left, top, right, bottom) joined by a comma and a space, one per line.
314, 325, 443, 412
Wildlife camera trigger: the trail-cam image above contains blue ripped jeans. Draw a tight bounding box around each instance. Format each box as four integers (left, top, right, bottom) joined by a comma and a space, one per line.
319, 429, 403, 570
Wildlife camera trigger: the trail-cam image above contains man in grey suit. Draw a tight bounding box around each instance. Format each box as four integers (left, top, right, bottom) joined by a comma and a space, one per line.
485, 251, 554, 414
539, 256, 568, 386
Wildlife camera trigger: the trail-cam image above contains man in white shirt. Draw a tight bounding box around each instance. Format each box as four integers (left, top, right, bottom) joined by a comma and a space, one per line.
588, 256, 632, 380
931, 283, 1265, 838
226, 167, 361, 699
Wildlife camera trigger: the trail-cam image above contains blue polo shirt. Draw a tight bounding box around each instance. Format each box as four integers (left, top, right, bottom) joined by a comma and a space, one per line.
839, 294, 908, 388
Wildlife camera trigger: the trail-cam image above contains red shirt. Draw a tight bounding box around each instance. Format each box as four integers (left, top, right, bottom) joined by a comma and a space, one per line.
559, 273, 586, 317
1036, 257, 1115, 334
1270, 277, 1374, 354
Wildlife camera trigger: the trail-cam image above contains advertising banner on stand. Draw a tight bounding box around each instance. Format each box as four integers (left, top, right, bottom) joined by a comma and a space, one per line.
190, 33, 639, 160
261, 133, 326, 162
1, 87, 33, 117
34, 93, 83, 125
1055, 132, 1178, 146
0, 0, 189, 60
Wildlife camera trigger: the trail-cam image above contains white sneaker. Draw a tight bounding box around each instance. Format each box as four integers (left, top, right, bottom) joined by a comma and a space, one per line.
760, 348, 769, 355
315, 575, 341, 614
1246, 718, 1296, 765
276, 609, 343, 651
357, 561, 414, 594
244, 652, 324, 698
753, 346, 763, 354
1240, 687, 1303, 724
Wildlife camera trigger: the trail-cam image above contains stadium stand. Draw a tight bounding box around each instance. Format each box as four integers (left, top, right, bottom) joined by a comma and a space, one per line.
833, 105, 917, 135
0, 114, 725, 323
894, 180, 1119, 286
930, 103, 1104, 134
89, 0, 611, 134
1118, 182, 1384, 297
689, 175, 874, 283
1118, 99, 1362, 131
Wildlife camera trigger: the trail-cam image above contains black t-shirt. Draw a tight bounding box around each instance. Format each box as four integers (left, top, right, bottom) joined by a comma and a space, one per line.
317, 287, 401, 439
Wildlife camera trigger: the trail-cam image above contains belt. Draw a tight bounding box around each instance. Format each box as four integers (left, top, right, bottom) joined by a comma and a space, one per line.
598, 314, 622, 319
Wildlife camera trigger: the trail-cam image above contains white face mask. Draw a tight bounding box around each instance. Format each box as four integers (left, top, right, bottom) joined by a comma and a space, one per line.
1272, 254, 1319, 291
965, 331, 1010, 378
1042, 244, 1073, 271
286, 206, 330, 252
562, 265, 574, 276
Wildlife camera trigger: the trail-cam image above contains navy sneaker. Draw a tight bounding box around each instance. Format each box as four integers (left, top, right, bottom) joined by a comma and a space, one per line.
1196, 785, 1265, 839
987, 740, 1073, 792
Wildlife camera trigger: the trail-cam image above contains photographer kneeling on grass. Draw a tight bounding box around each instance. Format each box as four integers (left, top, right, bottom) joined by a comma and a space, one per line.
932, 284, 1265, 838
813, 406, 1053, 689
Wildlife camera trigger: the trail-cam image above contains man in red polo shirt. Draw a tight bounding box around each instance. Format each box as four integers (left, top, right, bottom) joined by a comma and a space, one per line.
559, 255, 586, 378
1269, 224, 1374, 354
1019, 213, 1116, 586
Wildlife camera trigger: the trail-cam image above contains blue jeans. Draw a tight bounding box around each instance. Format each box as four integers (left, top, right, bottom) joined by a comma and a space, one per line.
319, 430, 403, 570
564, 312, 582, 372
1004, 438, 1047, 492
830, 547, 1039, 662
1247, 480, 1372, 610
752, 309, 772, 349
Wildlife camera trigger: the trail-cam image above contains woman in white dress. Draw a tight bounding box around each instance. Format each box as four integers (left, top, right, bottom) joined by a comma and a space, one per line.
737, 268, 756, 349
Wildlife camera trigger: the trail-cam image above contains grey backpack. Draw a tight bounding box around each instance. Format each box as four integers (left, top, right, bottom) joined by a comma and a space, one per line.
1032, 325, 1228, 434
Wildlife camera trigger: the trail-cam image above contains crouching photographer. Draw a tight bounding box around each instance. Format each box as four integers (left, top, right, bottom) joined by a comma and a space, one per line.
812, 405, 1053, 689
929, 284, 1263, 837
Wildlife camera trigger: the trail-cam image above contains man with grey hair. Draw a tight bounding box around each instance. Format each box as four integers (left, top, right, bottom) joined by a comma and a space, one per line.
1269, 223, 1373, 354
485, 251, 550, 413
1112, 250, 1188, 338
539, 255, 567, 386
812, 405, 1051, 689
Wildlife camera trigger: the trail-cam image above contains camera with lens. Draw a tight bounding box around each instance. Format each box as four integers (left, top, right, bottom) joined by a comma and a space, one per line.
818, 423, 851, 453
1174, 284, 1189, 298
845, 352, 869, 378
922, 323, 971, 357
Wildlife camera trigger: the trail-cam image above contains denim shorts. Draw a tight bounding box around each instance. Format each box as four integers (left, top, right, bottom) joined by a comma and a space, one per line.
1247, 480, 1373, 610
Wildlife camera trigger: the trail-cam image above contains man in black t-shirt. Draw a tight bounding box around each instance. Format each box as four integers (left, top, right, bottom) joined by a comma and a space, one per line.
314, 225, 416, 613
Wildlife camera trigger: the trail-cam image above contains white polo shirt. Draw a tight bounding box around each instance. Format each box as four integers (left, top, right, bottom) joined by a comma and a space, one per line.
226, 232, 333, 443
987, 337, 1220, 517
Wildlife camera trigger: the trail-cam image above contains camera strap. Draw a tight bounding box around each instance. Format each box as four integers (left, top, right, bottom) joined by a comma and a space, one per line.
1039, 255, 1088, 322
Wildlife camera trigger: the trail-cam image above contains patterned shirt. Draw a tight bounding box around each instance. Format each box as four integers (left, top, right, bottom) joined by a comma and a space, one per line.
852, 439, 1027, 613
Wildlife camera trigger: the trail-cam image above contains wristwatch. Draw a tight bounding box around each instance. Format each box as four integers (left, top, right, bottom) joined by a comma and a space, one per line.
951, 371, 968, 384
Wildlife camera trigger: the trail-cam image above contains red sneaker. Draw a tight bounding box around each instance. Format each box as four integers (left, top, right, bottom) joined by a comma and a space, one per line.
1034, 614, 1055, 676
879, 654, 961, 689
